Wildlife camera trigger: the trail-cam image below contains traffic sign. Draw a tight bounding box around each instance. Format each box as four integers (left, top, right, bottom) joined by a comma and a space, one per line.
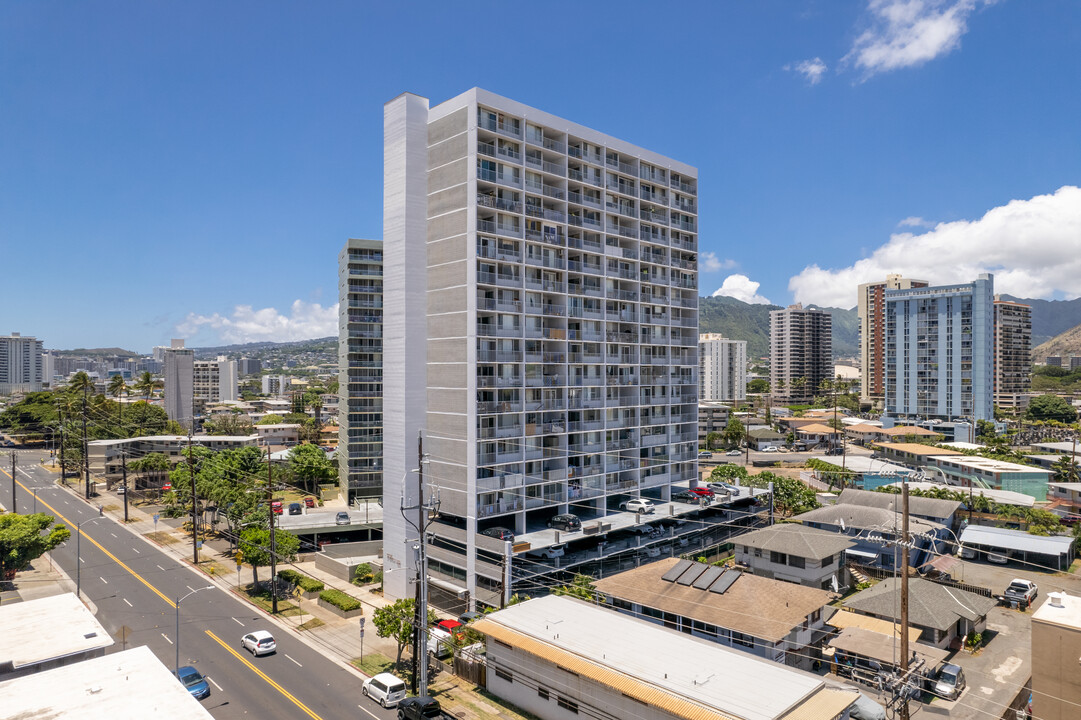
153, 513, 159, 527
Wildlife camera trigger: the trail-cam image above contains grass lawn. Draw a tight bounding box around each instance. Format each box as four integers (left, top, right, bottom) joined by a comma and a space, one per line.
297, 617, 326, 631
146, 531, 180, 545
240, 585, 303, 616
350, 651, 396, 676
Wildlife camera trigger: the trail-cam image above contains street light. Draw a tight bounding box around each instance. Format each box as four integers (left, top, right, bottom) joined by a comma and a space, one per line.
75, 514, 104, 598
176, 585, 214, 673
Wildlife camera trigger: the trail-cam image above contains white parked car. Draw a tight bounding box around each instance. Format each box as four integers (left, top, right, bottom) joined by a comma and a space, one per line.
726, 449, 741, 456
241, 630, 276, 656
362, 672, 407, 708
1003, 578, 1038, 604
620, 498, 655, 514
761, 446, 779, 453
528, 543, 566, 559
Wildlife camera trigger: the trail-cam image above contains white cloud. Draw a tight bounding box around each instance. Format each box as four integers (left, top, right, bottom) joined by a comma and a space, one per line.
785, 57, 829, 85
788, 185, 1081, 308
844, 0, 990, 78
897, 215, 931, 227
701, 252, 737, 272
176, 299, 339, 344
712, 274, 773, 305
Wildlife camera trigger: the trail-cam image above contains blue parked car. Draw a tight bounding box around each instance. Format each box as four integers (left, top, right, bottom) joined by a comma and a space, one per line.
175, 665, 211, 700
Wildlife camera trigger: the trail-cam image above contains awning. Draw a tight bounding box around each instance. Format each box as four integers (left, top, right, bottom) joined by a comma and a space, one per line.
428, 576, 468, 596
844, 548, 879, 561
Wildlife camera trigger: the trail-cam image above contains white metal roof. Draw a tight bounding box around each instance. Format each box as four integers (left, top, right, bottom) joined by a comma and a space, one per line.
960, 525, 1075, 555
882, 481, 1035, 507
0, 645, 215, 718
484, 595, 827, 720
0, 593, 113, 669
807, 455, 908, 474
932, 455, 1053, 475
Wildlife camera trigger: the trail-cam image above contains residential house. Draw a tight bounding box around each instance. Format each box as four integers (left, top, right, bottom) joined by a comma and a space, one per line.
843, 577, 997, 649
747, 427, 786, 450
733, 523, 854, 590
793, 504, 946, 572
594, 557, 835, 669
835, 488, 961, 530
253, 423, 301, 447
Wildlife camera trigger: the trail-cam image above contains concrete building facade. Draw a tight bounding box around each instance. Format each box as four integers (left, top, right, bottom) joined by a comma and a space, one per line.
857, 275, 928, 406
884, 274, 994, 423
0, 332, 44, 395
381, 88, 699, 605
698, 333, 746, 402
193, 356, 237, 407
769, 304, 832, 404
338, 238, 384, 502
1031, 591, 1081, 720
163, 339, 194, 430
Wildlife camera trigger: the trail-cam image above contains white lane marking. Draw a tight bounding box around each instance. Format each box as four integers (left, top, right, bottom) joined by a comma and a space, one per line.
123, 598, 133, 607
162, 633, 172, 644
132, 548, 140, 554
100, 577, 108, 584
157, 565, 166, 572
285, 654, 302, 667
79, 557, 85, 564
110, 533, 117, 538
208, 677, 223, 692
231, 617, 245, 627
187, 585, 196, 593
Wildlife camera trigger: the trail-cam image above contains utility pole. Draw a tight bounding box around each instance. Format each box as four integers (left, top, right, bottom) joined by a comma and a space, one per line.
267, 447, 278, 614
82, 385, 90, 500
899, 481, 911, 720
188, 432, 198, 565
401, 432, 436, 698
122, 450, 129, 523
58, 407, 66, 486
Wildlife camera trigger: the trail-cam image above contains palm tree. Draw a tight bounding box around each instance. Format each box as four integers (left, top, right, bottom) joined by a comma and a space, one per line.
133, 371, 160, 404
108, 375, 128, 427
791, 376, 807, 405
69, 370, 94, 395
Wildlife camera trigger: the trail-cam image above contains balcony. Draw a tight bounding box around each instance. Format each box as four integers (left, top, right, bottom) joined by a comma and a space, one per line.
476, 324, 522, 339
476, 270, 521, 288
477, 194, 522, 213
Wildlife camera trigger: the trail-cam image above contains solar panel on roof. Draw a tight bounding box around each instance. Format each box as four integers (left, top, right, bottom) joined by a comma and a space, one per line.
709, 569, 742, 594
661, 559, 693, 583
691, 565, 725, 589
676, 563, 708, 586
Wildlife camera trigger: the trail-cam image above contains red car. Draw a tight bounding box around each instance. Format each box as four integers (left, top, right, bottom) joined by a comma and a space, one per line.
689, 487, 715, 498
270, 500, 284, 515
303, 496, 316, 508
433, 619, 462, 633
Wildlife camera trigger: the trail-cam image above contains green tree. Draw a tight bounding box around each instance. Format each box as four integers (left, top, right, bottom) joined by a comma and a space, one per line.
710, 464, 750, 482
747, 378, 769, 394
553, 574, 600, 602
743, 471, 819, 517
704, 432, 720, 451
133, 371, 161, 404
288, 443, 335, 494
203, 413, 255, 436
107, 375, 128, 426
372, 597, 438, 668
257, 414, 285, 426
69, 371, 94, 396
1026, 394, 1078, 423
238, 527, 300, 589
1052, 455, 1081, 483
722, 417, 746, 448
0, 513, 71, 580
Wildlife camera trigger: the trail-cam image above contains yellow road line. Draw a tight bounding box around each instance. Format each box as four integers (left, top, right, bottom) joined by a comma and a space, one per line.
205, 630, 324, 720
4, 469, 177, 609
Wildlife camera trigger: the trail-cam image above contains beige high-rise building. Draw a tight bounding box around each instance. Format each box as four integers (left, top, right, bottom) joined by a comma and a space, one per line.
0, 332, 43, 395
770, 304, 831, 404
993, 296, 1032, 409
163, 339, 194, 430
857, 274, 927, 406
1031, 591, 1081, 720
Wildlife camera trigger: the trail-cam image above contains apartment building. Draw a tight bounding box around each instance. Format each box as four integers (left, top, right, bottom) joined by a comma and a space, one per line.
698, 333, 746, 402
884, 274, 994, 422
193, 356, 238, 406
993, 295, 1032, 408
238, 357, 262, 375
1032, 592, 1081, 720
162, 339, 194, 430
0, 332, 44, 395
338, 239, 384, 502
381, 89, 700, 606
769, 304, 832, 404
857, 275, 928, 407
261, 374, 289, 395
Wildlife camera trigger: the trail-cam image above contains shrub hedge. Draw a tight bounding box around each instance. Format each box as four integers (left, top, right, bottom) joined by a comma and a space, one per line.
319, 588, 363, 612
278, 568, 325, 593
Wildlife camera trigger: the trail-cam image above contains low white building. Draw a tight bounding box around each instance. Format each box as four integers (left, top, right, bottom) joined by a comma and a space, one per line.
733, 524, 854, 590
254, 423, 301, 446
0, 645, 214, 719
473, 594, 857, 720
0, 593, 113, 679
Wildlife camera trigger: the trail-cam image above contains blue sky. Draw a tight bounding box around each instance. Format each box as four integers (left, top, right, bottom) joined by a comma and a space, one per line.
2, 0, 1079, 352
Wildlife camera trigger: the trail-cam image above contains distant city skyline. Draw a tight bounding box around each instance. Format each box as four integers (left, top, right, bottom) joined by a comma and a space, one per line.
3, 1, 1080, 350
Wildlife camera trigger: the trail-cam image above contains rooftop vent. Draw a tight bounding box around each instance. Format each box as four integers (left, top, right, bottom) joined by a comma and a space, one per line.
1049, 592, 1066, 608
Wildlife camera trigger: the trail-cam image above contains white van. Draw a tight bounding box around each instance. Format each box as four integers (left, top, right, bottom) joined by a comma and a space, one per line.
362, 672, 407, 708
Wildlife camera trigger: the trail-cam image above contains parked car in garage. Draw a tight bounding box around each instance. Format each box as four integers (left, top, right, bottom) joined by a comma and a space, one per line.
547, 513, 581, 531
481, 526, 515, 541
619, 498, 655, 514
672, 490, 699, 503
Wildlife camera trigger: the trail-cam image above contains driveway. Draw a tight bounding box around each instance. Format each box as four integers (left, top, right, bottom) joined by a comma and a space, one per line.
946, 553, 1081, 608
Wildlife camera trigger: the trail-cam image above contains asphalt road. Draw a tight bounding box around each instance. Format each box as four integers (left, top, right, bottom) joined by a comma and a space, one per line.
1, 451, 397, 720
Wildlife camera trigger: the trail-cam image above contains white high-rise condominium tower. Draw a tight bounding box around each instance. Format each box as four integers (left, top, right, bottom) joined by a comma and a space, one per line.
163, 339, 194, 430
193, 356, 238, 405
0, 333, 44, 394
698, 333, 746, 402
382, 89, 702, 608
770, 305, 832, 405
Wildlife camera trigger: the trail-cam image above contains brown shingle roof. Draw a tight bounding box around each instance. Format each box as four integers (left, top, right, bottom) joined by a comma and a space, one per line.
593, 557, 833, 644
